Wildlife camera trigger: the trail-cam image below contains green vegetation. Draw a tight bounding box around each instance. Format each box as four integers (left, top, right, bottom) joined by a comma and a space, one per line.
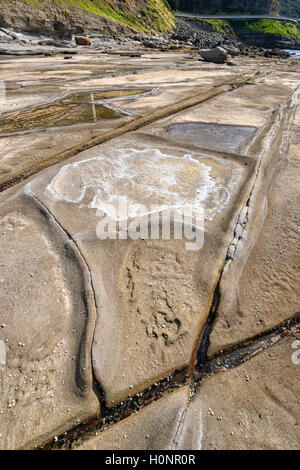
186, 18, 235, 36
19, 0, 175, 33
183, 15, 299, 39
199, 19, 235, 36
144, 0, 175, 32
202, 18, 300, 39
240, 19, 300, 38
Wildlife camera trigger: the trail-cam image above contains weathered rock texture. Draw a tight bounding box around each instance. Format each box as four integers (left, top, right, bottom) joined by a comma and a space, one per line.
0, 0, 174, 37
193, 335, 300, 450
0, 193, 99, 449
77, 387, 192, 450
0, 47, 299, 450
199, 46, 229, 63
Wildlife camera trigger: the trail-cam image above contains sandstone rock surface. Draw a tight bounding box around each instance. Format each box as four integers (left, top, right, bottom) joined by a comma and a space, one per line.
191, 335, 300, 450
21, 132, 254, 406
0, 46, 299, 450
0, 194, 99, 449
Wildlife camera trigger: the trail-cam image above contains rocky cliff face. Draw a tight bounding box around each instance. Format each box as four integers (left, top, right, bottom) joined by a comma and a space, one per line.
0, 0, 174, 37
169, 0, 280, 15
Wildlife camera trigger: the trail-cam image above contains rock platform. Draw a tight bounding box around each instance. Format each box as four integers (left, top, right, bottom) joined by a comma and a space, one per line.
0, 46, 299, 450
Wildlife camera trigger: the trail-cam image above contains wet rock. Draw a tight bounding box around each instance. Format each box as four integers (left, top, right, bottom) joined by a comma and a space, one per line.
75, 36, 91, 46
162, 123, 257, 155
198, 47, 228, 64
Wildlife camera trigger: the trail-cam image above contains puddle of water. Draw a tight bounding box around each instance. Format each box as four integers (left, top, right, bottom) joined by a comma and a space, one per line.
0, 101, 120, 134
61, 89, 149, 104
0, 89, 150, 134
164, 123, 258, 154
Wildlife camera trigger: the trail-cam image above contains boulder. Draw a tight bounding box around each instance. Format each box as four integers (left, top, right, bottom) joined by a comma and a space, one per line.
223, 45, 240, 56
198, 46, 228, 64
75, 36, 91, 46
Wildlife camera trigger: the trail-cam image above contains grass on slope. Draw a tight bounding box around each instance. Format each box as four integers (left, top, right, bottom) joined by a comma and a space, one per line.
200, 19, 235, 36
245, 19, 300, 38
20, 0, 175, 32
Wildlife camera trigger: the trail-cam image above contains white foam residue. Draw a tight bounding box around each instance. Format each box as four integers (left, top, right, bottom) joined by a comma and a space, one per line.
46, 148, 230, 220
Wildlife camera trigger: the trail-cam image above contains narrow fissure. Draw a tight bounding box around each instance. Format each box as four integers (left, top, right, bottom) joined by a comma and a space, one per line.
195, 312, 300, 381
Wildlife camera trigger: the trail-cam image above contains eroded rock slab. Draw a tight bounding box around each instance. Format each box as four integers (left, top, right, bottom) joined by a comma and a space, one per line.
208, 104, 300, 356
0, 194, 99, 449
22, 133, 254, 406
1, 52, 298, 449
189, 335, 300, 450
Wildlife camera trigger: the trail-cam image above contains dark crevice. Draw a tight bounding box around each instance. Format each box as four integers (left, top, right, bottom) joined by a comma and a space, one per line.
38, 368, 189, 450
194, 312, 300, 380
194, 271, 223, 373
